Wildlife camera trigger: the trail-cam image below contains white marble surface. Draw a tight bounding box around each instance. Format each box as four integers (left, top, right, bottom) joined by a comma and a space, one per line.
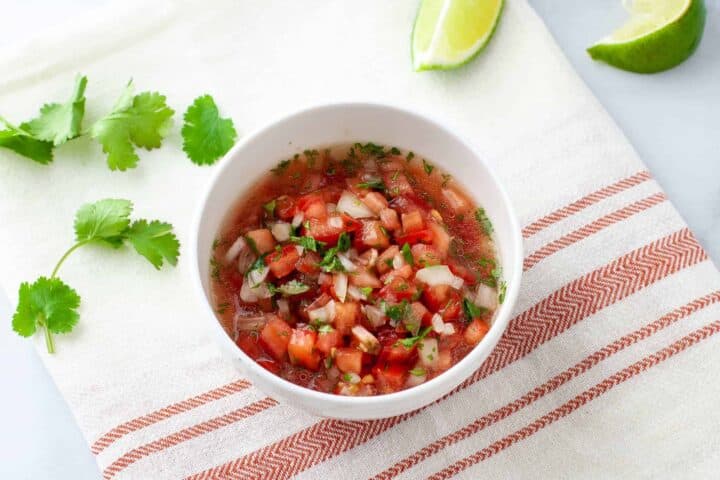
0, 1, 717, 479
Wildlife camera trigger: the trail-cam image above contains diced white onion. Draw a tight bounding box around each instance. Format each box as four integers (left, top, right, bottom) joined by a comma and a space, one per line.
443, 323, 456, 335
406, 369, 427, 387
343, 372, 361, 384
308, 299, 336, 323
240, 277, 272, 302
292, 211, 304, 228
476, 284, 498, 310
234, 315, 267, 332
359, 248, 378, 268
415, 265, 464, 289
333, 273, 348, 302
277, 299, 290, 318
271, 222, 292, 242
224, 237, 247, 264
363, 305, 386, 328
237, 249, 256, 274
351, 325, 380, 354
431, 313, 445, 334
295, 245, 305, 256
337, 253, 357, 272
247, 265, 269, 287
442, 188, 469, 212
392, 252, 406, 270
347, 285, 365, 301
337, 190, 375, 218
329, 216, 344, 228
418, 338, 439, 368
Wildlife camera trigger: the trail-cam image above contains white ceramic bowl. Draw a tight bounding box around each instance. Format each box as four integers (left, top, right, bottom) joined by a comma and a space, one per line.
191, 102, 522, 420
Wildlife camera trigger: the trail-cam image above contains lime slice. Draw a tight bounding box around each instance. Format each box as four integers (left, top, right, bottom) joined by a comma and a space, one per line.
412, 0, 504, 71
587, 0, 706, 73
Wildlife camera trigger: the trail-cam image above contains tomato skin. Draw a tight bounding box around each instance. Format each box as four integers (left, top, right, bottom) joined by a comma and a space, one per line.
303, 214, 361, 244
401, 210, 425, 233
265, 245, 300, 278
441, 292, 462, 321
259, 316, 293, 361
315, 329, 342, 354
395, 229, 433, 245
423, 285, 452, 312
372, 363, 408, 392
297, 193, 327, 220
334, 301, 360, 335
378, 277, 417, 302
335, 347, 363, 374
288, 328, 321, 370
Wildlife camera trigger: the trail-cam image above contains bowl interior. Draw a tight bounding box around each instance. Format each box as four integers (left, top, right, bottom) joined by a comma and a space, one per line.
193, 103, 522, 418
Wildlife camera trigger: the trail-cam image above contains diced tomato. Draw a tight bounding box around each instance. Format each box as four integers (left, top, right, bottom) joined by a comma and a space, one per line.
389, 195, 423, 215
423, 285, 452, 312
334, 301, 360, 334
380, 264, 413, 285
441, 293, 462, 321
448, 261, 477, 285
245, 229, 276, 254
303, 214, 361, 244
373, 363, 408, 392
377, 245, 399, 274
236, 332, 264, 359
259, 316, 292, 361
379, 343, 416, 364
428, 221, 451, 259
380, 208, 401, 231
295, 251, 321, 274
354, 220, 390, 250
383, 172, 413, 197
361, 191, 388, 214
378, 276, 417, 301
335, 347, 363, 374
297, 193, 327, 220
437, 348, 453, 371
411, 244, 442, 267
409, 301, 432, 326
288, 328, 320, 370
395, 228, 433, 245
303, 293, 331, 320
275, 195, 296, 220
265, 245, 300, 278
349, 268, 382, 288
315, 328, 342, 354
401, 210, 425, 233
464, 318, 490, 345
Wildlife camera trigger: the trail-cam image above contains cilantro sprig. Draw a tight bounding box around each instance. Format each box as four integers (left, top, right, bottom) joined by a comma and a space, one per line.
462, 298, 487, 322
11, 199, 179, 353
395, 326, 432, 349
181, 94, 237, 166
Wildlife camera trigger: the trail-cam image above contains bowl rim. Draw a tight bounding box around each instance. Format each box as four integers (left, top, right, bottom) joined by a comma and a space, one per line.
189, 101, 523, 410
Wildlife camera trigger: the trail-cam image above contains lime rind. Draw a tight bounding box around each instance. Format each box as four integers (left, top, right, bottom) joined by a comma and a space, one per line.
412, 0, 505, 72
587, 0, 706, 73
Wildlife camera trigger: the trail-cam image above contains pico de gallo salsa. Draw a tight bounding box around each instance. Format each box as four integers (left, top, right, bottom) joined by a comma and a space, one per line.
211, 143, 505, 396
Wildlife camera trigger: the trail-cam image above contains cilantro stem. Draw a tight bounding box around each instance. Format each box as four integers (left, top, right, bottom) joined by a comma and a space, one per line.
51, 240, 88, 278
43, 321, 55, 354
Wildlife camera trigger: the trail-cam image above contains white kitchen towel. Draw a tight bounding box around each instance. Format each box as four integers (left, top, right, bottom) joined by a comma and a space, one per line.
1, 0, 718, 479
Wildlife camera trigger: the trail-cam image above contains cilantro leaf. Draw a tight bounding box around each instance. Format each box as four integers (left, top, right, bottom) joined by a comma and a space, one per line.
463, 298, 487, 321
126, 220, 180, 269
409, 367, 426, 376
276, 280, 310, 296
0, 127, 54, 164
498, 281, 507, 304
24, 75, 87, 145
401, 243, 414, 265
74, 199, 133, 247
181, 94, 237, 166
396, 326, 431, 348
356, 179, 386, 191
475, 208, 493, 235
12, 277, 80, 337
422, 158, 434, 175
263, 199, 277, 218
90, 81, 174, 171
291, 235, 323, 252
382, 300, 409, 323
337, 232, 351, 252
317, 324, 335, 333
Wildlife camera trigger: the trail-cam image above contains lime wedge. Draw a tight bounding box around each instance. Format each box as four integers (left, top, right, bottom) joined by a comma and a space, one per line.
412, 0, 504, 71
587, 0, 706, 73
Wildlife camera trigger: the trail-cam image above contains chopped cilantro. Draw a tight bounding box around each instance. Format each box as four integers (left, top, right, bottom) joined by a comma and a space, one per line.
337, 232, 351, 252
216, 302, 230, 314
382, 300, 409, 323
441, 173, 452, 187
303, 149, 319, 168
263, 199, 276, 218
391, 170, 400, 181
498, 281, 507, 304
290, 235, 323, 252
463, 298, 487, 322
271, 159, 291, 175
245, 254, 267, 278
411, 287, 424, 301
422, 159, 434, 175
355, 142, 385, 157
409, 367, 426, 377
406, 151, 415, 162
475, 208, 493, 235
396, 326, 432, 349
317, 324, 335, 333
356, 179, 387, 191
389, 146, 401, 155
359, 286, 373, 298
276, 280, 310, 296
401, 243, 414, 265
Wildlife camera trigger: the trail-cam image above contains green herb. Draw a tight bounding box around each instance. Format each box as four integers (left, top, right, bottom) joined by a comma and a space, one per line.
342, 372, 355, 382
391, 170, 400, 181
212, 238, 220, 251
463, 298, 487, 322
409, 367, 426, 377
474, 208, 493, 235
498, 281, 507, 304
382, 300, 409, 323
244, 235, 259, 255
276, 280, 310, 296
271, 159, 291, 175
337, 232, 351, 252
390, 186, 400, 196
356, 179, 387, 191
422, 159, 434, 175
396, 326, 432, 349
441, 173, 452, 187
317, 324, 335, 334
216, 302, 230, 314
318, 242, 346, 272
384, 258, 393, 268
181, 94, 237, 166
359, 286, 373, 298
11, 199, 179, 353
406, 151, 415, 162
91, 80, 174, 171
411, 287, 424, 302
303, 149, 319, 168
355, 142, 385, 157
246, 254, 267, 278
210, 256, 220, 280
24, 74, 88, 146
389, 146, 401, 155
263, 199, 277, 218
379, 225, 389, 237
401, 243, 414, 265
290, 235, 323, 252
324, 357, 333, 369
0, 124, 53, 164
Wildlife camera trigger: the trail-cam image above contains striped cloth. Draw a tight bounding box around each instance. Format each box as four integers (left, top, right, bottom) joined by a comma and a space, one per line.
0, 0, 718, 479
